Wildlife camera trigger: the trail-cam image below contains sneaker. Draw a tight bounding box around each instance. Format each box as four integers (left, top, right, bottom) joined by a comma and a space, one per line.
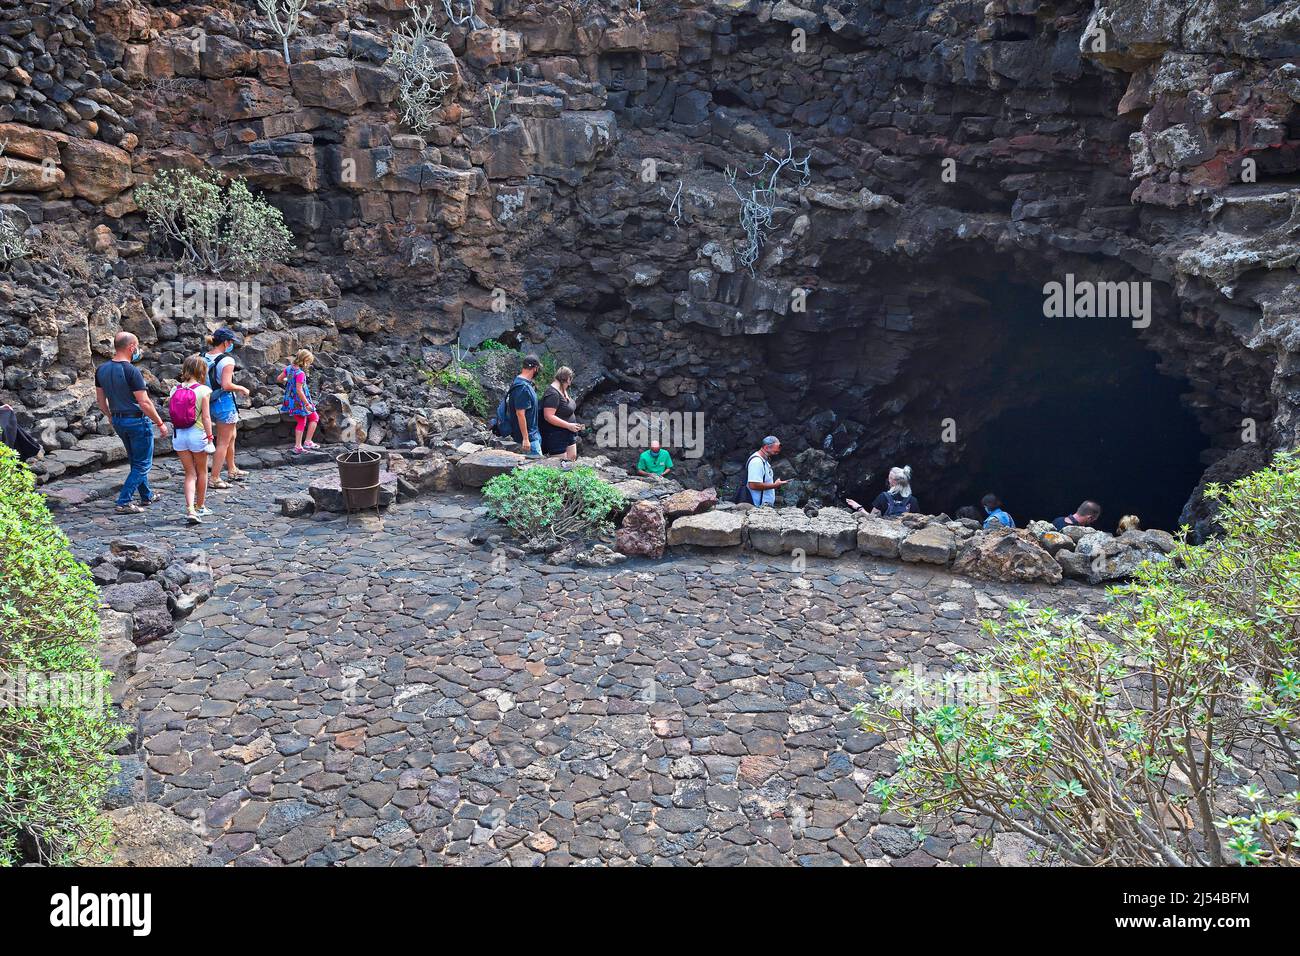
186, 510, 202, 525
196, 506, 214, 517
115, 503, 144, 515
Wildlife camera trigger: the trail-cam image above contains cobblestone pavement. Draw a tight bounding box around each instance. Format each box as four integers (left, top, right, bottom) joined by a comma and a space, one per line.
57, 460, 1104, 866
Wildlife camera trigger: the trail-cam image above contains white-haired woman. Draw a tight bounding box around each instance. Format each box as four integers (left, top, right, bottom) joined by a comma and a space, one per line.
846, 466, 918, 518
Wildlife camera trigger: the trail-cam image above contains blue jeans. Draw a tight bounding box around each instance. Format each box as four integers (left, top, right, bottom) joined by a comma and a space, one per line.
113, 415, 155, 506
524, 429, 542, 458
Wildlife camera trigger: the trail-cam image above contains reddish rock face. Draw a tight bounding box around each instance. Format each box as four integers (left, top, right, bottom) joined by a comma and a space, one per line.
615, 499, 666, 559
662, 487, 718, 522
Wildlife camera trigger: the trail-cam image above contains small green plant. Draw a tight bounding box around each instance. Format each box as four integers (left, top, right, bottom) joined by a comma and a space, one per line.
433, 365, 491, 417
859, 450, 1300, 867
0, 445, 125, 865
483, 466, 624, 544
535, 351, 559, 395
135, 167, 294, 276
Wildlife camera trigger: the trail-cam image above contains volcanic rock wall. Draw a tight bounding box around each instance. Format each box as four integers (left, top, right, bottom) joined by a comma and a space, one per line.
0, 0, 1297, 530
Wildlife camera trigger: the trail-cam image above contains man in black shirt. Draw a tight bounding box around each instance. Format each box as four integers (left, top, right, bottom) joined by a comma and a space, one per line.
94, 331, 170, 514
1053, 500, 1102, 531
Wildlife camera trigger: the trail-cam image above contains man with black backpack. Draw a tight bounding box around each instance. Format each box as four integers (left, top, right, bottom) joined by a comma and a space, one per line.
734, 435, 787, 506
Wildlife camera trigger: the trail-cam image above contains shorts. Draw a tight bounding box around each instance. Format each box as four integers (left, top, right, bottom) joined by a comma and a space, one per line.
212, 405, 239, 425
541, 429, 576, 455
172, 424, 211, 453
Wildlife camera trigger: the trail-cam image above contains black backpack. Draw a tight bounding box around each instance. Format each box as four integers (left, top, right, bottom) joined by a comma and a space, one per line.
733, 452, 764, 504
883, 492, 912, 517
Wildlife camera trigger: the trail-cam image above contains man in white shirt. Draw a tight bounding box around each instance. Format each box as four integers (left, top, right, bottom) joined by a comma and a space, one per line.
746, 435, 788, 506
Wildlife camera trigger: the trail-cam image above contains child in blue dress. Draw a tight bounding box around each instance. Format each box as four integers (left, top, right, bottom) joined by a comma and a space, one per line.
277, 349, 319, 454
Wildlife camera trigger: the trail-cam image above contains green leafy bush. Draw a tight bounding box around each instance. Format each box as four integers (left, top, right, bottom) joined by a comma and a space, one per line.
483, 466, 624, 544
859, 450, 1300, 867
431, 365, 491, 417
419, 341, 561, 420
0, 445, 124, 865
135, 167, 294, 276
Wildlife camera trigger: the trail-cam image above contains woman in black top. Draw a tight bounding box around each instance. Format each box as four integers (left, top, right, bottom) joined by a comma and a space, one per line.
539, 366, 583, 459
846, 465, 918, 518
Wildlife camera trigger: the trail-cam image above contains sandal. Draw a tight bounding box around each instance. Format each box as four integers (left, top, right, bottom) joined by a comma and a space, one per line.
290, 447, 304, 455
303, 441, 320, 450
210, 479, 231, 489
230, 470, 249, 481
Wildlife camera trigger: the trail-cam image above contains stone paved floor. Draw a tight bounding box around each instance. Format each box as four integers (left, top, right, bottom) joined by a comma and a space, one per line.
56, 459, 1104, 866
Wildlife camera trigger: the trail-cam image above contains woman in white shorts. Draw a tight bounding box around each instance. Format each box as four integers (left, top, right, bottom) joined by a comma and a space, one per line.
169, 355, 215, 525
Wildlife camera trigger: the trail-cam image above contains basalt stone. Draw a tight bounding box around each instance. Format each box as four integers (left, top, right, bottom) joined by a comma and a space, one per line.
131, 606, 175, 645
899, 525, 956, 565
108, 804, 208, 867
1067, 530, 1170, 584
952, 529, 1063, 585
388, 451, 452, 493
308, 470, 398, 512
454, 448, 525, 488
615, 499, 666, 558
279, 492, 315, 517
109, 539, 175, 575
662, 487, 718, 522
58, 136, 132, 203
856, 515, 909, 559
747, 506, 859, 557
100, 578, 169, 615
666, 509, 745, 547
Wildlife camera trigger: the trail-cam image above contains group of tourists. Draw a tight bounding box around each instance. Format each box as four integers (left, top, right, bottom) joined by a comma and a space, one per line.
95, 328, 320, 525
745, 435, 1138, 535
496, 354, 678, 474
95, 345, 1139, 535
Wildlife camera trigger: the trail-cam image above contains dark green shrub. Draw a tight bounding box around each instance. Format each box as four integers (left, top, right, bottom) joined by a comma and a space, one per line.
483, 466, 624, 544
0, 445, 124, 865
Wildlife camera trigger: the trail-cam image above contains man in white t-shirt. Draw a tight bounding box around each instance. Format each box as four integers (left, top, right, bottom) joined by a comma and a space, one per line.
746, 435, 787, 506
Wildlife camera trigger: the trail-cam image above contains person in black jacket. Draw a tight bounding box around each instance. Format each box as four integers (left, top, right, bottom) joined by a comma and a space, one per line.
847, 466, 919, 518
0, 404, 40, 460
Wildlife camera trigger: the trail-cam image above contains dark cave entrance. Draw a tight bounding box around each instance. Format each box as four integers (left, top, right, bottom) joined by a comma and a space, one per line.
844, 276, 1212, 533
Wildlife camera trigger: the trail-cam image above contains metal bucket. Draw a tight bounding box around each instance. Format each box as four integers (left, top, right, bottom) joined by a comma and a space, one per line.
336, 449, 382, 511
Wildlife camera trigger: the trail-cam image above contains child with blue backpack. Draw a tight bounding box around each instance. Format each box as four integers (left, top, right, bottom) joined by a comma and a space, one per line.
277, 349, 319, 454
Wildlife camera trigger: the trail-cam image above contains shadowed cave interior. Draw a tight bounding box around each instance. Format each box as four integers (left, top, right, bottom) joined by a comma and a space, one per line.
842, 277, 1212, 532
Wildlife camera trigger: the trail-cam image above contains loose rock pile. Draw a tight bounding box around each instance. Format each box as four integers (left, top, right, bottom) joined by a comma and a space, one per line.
91, 537, 215, 645
640, 498, 1173, 586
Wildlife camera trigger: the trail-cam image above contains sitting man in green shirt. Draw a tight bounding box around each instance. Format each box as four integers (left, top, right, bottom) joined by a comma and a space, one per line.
636, 438, 674, 478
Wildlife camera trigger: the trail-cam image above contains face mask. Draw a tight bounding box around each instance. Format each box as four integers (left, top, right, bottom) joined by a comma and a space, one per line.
131, 349, 142, 363
225, 342, 235, 354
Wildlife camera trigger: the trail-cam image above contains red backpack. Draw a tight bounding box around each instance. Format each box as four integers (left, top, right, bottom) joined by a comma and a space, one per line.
169, 383, 198, 429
